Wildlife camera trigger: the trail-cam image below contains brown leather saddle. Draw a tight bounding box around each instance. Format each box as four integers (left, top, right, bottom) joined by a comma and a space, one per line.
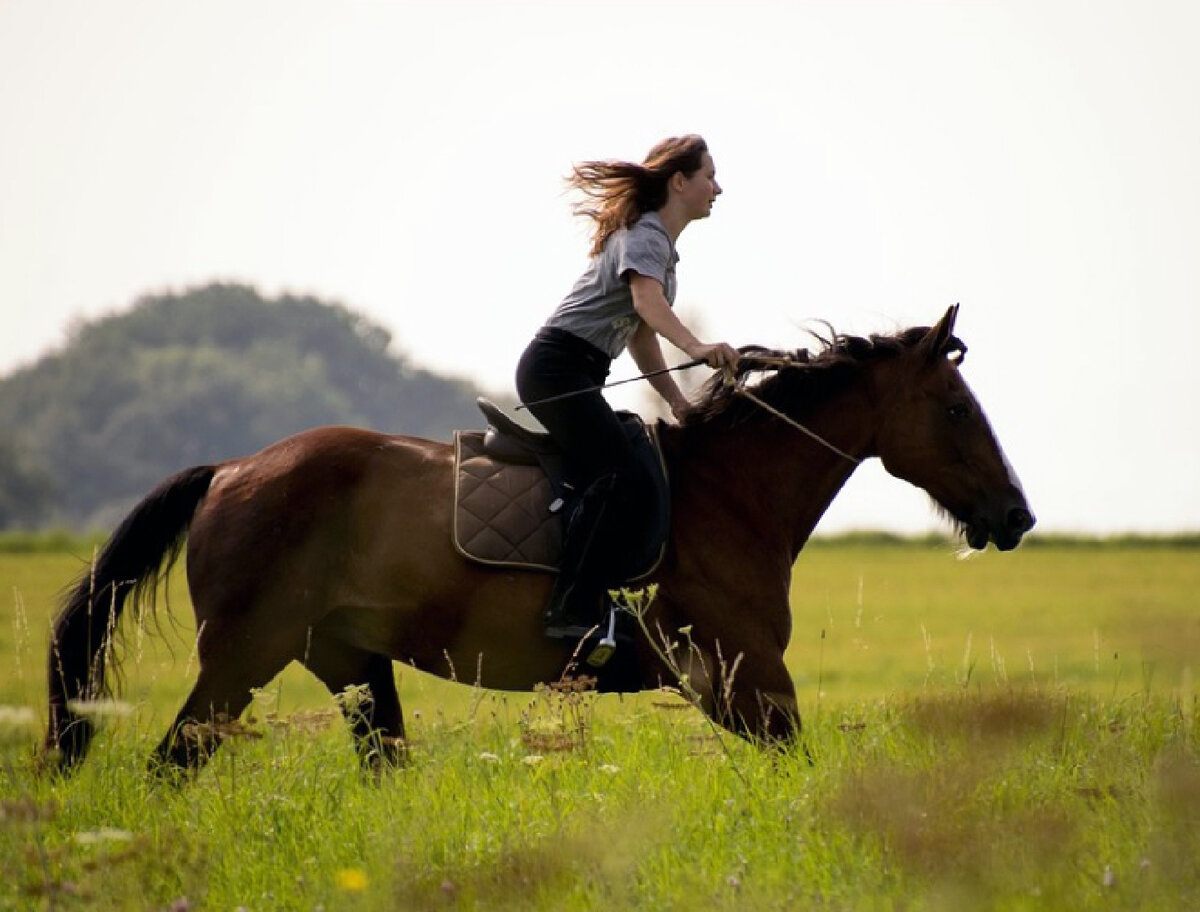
452, 398, 669, 577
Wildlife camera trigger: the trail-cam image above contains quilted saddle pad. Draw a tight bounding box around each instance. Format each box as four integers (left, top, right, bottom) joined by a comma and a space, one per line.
453, 431, 563, 571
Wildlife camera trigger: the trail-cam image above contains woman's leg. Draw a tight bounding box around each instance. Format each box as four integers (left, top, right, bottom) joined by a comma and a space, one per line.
516, 334, 643, 636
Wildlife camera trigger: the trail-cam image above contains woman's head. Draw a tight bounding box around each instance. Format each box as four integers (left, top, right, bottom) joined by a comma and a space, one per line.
569, 135, 719, 255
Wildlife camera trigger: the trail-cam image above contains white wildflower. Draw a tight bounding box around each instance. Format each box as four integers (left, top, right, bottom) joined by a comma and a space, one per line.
67, 699, 133, 718
74, 827, 134, 845
0, 706, 36, 727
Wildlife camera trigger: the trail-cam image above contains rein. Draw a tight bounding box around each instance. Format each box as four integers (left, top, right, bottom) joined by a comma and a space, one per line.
726, 356, 864, 467
513, 349, 863, 467
514, 358, 706, 411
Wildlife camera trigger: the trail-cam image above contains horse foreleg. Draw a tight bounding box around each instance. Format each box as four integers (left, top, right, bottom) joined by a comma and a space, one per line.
656, 641, 802, 747
299, 635, 407, 773
711, 651, 803, 748
726, 686, 802, 745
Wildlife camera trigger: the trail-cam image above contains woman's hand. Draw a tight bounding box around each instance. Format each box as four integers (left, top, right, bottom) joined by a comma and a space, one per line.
687, 341, 740, 372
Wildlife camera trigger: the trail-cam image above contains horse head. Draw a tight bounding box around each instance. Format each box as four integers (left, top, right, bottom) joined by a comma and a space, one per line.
872, 304, 1035, 550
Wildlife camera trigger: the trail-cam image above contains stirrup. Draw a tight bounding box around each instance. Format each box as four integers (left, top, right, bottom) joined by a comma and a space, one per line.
545, 605, 620, 669
583, 608, 619, 668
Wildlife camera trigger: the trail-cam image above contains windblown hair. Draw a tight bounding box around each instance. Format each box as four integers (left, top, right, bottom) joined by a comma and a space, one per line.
568, 134, 710, 256
682, 325, 965, 430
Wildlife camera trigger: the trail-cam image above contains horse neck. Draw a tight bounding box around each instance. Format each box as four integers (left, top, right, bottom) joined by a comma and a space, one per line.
671, 380, 878, 559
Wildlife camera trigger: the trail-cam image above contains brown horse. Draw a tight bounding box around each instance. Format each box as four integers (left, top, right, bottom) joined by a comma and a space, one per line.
44, 305, 1034, 774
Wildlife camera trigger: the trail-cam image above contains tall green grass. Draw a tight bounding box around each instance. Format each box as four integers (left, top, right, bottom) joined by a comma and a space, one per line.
2, 541, 1199, 910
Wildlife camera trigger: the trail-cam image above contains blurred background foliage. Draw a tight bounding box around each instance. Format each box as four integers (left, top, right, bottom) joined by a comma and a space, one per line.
0, 283, 496, 531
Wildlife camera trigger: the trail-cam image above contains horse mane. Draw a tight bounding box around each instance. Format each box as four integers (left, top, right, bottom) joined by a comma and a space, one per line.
682, 325, 960, 430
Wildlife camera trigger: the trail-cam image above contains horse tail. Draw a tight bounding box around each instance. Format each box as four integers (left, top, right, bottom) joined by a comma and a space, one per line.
44, 465, 217, 771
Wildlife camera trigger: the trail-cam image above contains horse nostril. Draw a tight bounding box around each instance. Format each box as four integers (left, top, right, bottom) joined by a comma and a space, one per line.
1007, 507, 1035, 534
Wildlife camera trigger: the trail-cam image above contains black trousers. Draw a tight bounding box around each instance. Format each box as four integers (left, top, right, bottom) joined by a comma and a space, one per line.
515, 327, 651, 585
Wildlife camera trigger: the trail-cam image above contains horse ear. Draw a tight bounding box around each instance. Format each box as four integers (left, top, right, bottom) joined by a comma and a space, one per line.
920, 303, 960, 363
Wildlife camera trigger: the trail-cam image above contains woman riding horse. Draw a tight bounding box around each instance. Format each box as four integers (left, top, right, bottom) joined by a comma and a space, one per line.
44, 304, 1036, 774
516, 135, 740, 639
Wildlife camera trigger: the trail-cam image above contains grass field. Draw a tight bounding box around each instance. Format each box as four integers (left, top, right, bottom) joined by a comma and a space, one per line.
2, 538, 1199, 910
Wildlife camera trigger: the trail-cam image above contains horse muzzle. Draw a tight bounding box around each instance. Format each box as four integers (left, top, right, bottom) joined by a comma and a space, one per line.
966, 501, 1036, 552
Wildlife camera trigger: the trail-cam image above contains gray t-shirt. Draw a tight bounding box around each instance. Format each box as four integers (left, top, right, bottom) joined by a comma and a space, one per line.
544, 211, 679, 358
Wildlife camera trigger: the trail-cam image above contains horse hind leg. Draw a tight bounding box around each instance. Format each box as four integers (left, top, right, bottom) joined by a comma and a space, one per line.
150, 617, 302, 778
299, 632, 407, 774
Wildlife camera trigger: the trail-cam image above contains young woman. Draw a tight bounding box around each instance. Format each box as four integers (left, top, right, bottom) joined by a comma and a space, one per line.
516, 134, 739, 639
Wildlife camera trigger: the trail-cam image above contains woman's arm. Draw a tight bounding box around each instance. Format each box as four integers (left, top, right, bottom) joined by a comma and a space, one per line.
627, 320, 690, 420
629, 273, 739, 371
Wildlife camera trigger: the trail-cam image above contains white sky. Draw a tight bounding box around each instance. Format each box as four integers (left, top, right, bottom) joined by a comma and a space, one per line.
1, 0, 1197, 535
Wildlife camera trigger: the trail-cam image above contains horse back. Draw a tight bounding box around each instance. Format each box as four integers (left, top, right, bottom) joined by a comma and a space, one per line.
186, 427, 460, 610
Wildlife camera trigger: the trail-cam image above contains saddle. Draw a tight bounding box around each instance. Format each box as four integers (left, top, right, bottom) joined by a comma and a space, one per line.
452, 398, 670, 579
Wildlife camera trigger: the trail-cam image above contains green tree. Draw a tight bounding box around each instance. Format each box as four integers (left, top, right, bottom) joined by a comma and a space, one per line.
0, 438, 55, 529
0, 283, 495, 530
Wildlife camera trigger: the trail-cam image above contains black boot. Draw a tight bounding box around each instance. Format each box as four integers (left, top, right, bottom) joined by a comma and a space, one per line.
542, 574, 607, 640
543, 475, 614, 640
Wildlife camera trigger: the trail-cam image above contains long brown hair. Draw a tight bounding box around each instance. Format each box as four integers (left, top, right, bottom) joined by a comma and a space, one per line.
567, 135, 709, 256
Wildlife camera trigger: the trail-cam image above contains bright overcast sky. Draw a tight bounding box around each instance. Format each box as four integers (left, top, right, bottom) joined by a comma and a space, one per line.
1, 0, 1197, 535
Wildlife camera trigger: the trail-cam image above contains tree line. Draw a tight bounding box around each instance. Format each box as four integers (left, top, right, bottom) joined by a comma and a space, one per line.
0, 283, 498, 531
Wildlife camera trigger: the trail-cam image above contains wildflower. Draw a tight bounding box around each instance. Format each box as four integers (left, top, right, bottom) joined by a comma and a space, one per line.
74, 828, 134, 845
599, 764, 620, 775
522, 755, 544, 766
248, 686, 278, 707
67, 699, 134, 718
334, 685, 373, 714
478, 751, 500, 763
0, 706, 36, 727
335, 868, 369, 892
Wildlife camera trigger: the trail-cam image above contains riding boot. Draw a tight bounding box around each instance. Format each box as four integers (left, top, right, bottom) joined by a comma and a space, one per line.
543, 474, 616, 640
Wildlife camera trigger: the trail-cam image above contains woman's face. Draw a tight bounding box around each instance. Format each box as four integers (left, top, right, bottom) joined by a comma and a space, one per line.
676, 152, 722, 220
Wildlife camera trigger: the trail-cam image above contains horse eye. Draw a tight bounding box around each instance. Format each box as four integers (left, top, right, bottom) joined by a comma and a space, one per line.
947, 403, 971, 422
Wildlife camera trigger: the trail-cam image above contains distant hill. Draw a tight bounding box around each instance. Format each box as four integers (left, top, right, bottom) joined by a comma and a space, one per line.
0, 283, 496, 530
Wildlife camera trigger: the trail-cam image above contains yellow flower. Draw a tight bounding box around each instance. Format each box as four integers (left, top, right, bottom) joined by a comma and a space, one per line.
335, 868, 369, 892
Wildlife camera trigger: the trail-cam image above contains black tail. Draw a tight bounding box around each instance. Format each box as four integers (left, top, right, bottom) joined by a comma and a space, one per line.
44, 465, 216, 771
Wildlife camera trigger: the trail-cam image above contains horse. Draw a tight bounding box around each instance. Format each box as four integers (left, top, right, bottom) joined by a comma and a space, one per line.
44, 305, 1034, 775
